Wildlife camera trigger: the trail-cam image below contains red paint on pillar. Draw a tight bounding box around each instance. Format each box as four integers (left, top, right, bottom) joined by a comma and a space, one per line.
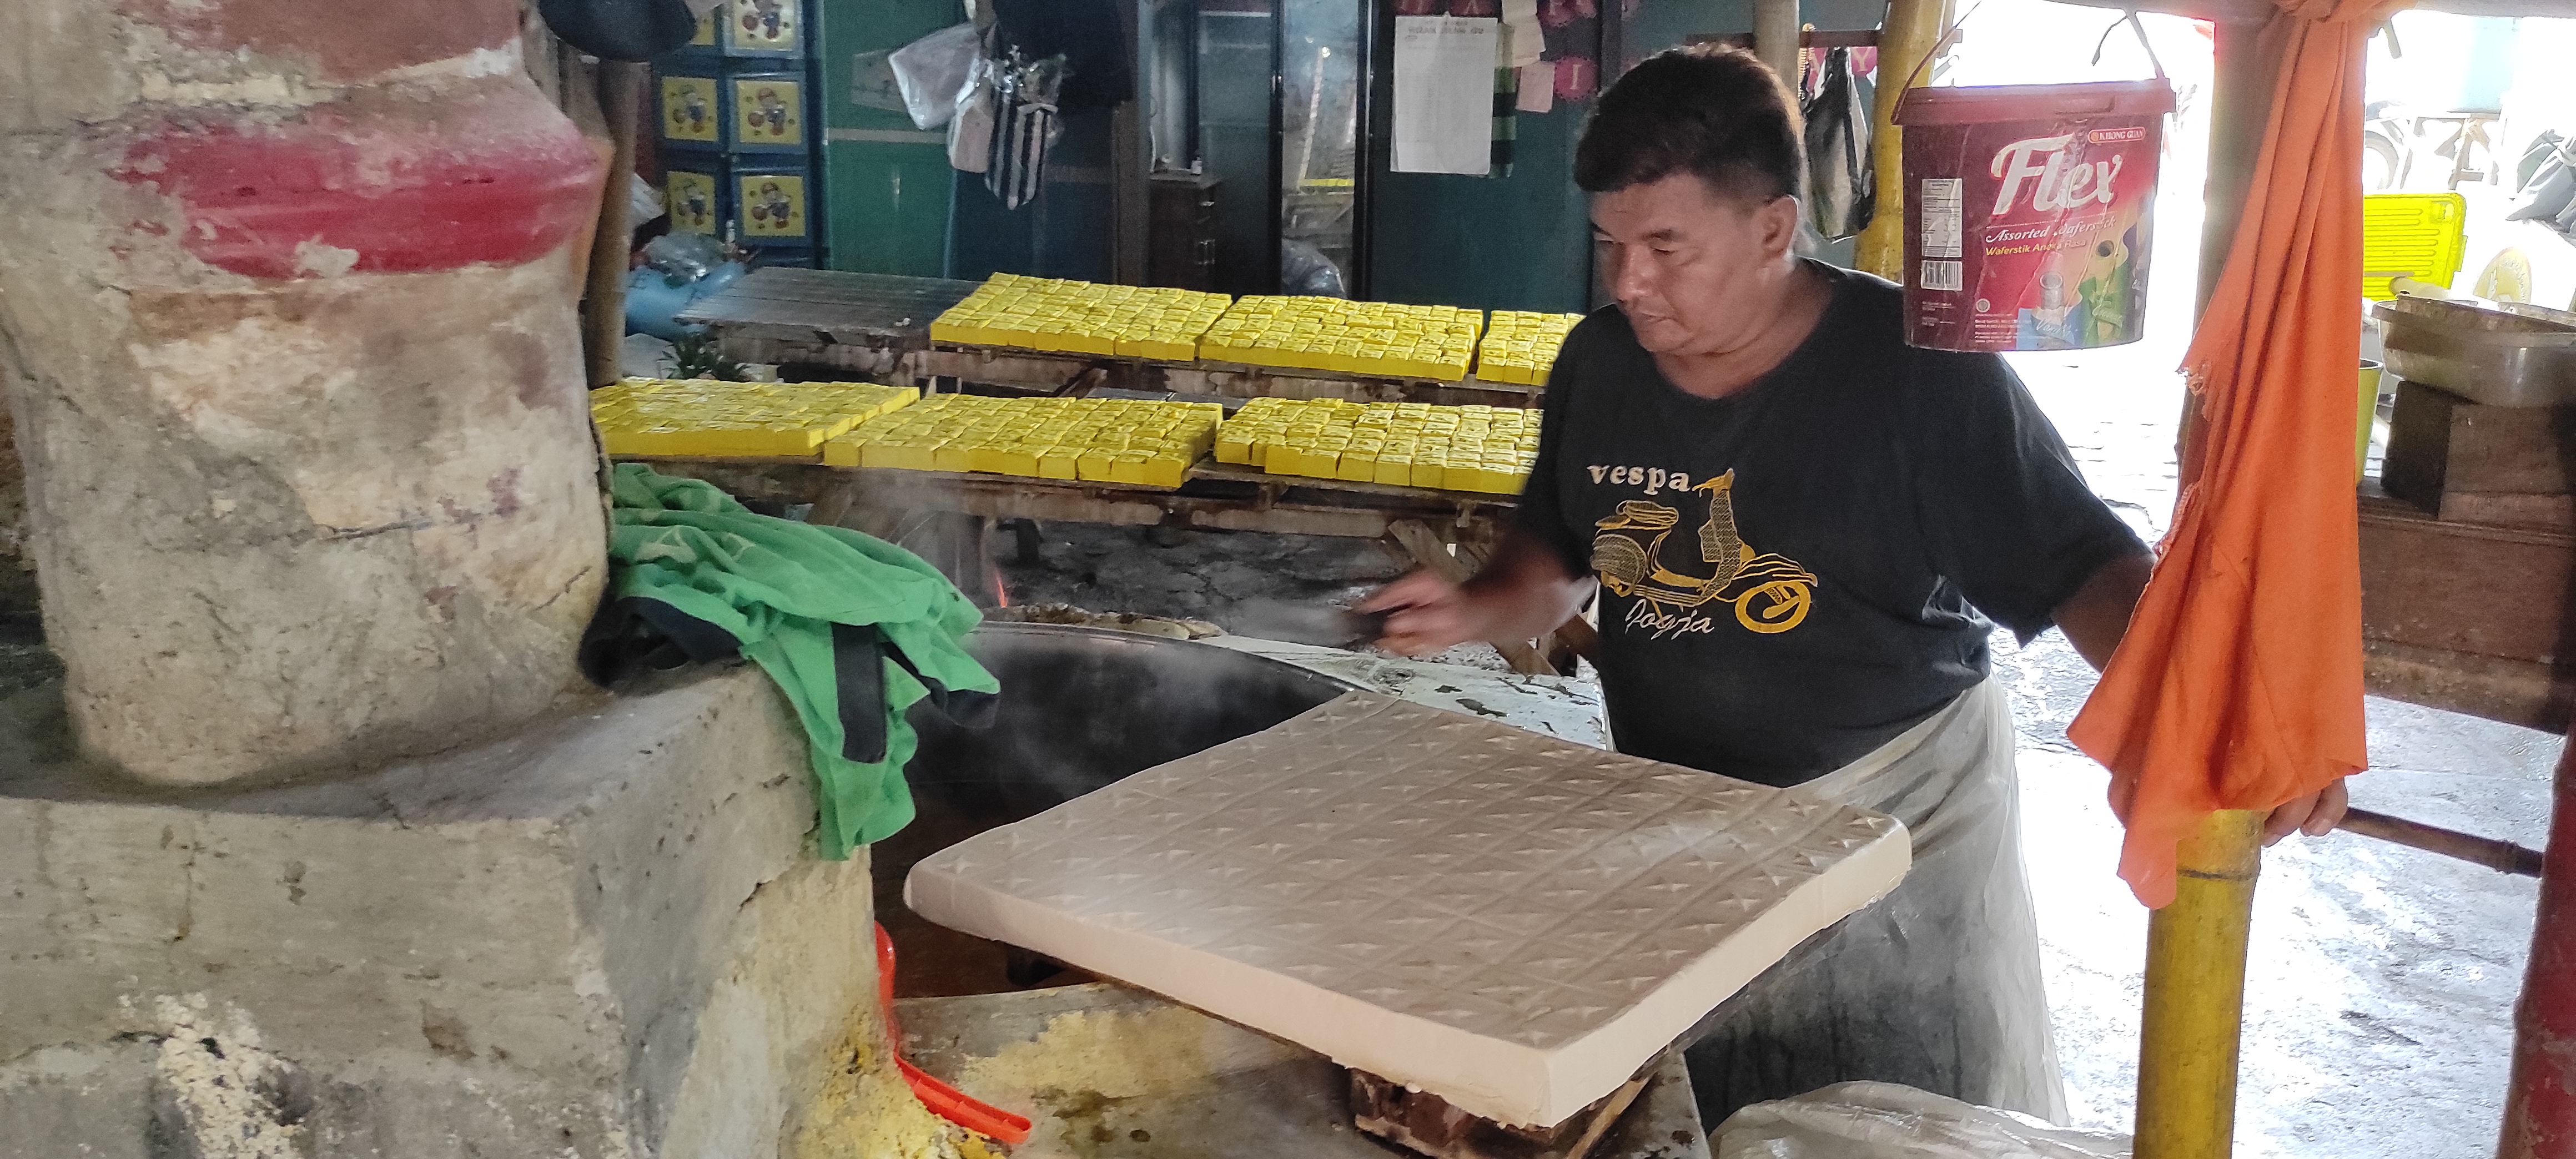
119, 0, 519, 80
2503, 739, 2576, 1159
114, 91, 603, 279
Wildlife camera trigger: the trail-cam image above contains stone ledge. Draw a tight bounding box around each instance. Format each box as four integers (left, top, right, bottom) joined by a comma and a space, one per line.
0, 666, 893, 1157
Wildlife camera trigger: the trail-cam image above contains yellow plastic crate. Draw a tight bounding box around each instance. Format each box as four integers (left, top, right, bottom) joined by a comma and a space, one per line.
2363, 193, 2468, 301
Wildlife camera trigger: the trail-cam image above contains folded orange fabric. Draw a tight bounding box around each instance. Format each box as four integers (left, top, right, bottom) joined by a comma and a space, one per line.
2067, 0, 2399, 909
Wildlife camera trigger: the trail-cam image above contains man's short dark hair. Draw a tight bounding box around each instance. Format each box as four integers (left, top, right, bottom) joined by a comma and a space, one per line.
1574, 46, 1804, 205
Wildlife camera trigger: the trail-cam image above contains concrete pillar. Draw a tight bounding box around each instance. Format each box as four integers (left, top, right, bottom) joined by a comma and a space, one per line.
0, 0, 610, 784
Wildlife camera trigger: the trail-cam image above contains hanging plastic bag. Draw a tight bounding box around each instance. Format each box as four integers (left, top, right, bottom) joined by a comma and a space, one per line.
1801, 47, 1875, 241
986, 52, 1068, 210
1712, 1082, 2130, 1159
948, 54, 998, 174
892, 22, 984, 130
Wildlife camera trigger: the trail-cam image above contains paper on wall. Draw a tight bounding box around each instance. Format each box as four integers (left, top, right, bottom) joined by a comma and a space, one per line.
1516, 62, 1554, 113
1392, 16, 1498, 176
1502, 0, 1543, 67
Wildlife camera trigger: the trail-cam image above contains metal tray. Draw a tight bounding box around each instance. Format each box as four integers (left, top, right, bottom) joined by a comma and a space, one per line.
2373, 295, 2576, 407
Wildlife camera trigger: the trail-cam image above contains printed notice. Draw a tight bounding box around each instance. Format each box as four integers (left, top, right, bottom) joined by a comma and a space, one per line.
1393, 16, 1499, 175
1920, 177, 1964, 259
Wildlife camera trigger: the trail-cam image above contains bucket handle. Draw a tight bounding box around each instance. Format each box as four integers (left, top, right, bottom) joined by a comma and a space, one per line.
1898, 3, 2169, 96
2090, 9, 2169, 81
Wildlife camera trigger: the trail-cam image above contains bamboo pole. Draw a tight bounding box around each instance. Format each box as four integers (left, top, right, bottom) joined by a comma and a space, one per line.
1850, 0, 1948, 280
582, 62, 647, 389
2134, 809, 2265, 1159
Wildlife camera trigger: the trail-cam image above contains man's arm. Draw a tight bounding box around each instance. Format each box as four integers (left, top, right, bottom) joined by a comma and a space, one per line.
2052, 550, 2346, 843
1362, 527, 1596, 657
2053, 550, 2152, 670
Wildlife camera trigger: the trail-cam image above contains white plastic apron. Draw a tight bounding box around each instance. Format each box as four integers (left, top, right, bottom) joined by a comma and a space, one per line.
1677, 679, 2069, 1127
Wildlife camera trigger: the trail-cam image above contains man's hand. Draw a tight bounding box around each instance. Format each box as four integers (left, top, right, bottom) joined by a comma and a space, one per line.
1358, 572, 1487, 657
1359, 527, 1593, 657
2263, 779, 2349, 845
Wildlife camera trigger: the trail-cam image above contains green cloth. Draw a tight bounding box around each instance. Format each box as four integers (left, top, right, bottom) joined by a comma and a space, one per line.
601, 464, 996, 858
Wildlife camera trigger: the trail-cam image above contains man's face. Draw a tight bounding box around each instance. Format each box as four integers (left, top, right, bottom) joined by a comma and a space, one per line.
1591, 173, 1798, 357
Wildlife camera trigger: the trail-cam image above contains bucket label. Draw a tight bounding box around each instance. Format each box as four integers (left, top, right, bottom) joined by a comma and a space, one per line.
1899, 97, 2167, 352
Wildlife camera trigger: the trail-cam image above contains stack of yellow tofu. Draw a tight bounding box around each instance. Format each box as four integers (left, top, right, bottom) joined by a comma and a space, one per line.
1475, 311, 1584, 385
591, 377, 920, 457
824, 394, 1222, 488
1214, 398, 1538, 494
1199, 298, 1483, 381
928, 274, 1234, 361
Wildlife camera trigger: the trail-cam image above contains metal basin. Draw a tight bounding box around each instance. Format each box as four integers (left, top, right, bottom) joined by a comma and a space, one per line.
879, 623, 1359, 996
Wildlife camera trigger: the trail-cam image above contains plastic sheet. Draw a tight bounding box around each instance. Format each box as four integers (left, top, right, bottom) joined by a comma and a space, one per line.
1712, 1082, 2129, 1158
1681, 679, 2067, 1128
891, 23, 983, 129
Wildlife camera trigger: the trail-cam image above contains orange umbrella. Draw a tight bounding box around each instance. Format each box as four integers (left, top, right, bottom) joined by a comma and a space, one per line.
2066, 0, 2401, 909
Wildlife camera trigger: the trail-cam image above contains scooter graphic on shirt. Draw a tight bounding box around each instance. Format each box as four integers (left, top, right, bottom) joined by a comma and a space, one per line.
1589, 471, 1816, 634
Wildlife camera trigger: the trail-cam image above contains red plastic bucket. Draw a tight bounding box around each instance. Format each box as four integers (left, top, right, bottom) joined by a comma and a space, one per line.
1893, 80, 2176, 352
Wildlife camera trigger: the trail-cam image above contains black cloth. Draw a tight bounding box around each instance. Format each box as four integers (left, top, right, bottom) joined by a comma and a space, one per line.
1518, 262, 2145, 786
538, 0, 697, 62
990, 0, 1133, 114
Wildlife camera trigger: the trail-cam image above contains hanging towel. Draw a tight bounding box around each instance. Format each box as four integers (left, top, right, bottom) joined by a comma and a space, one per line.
2067, 0, 2400, 908
581, 464, 999, 860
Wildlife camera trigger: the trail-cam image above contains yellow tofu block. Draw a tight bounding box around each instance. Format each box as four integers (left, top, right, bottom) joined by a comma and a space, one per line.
1292, 447, 1342, 478
1107, 453, 1150, 485
994, 449, 1040, 476
1037, 449, 1080, 480
1415, 459, 1452, 489
1441, 462, 1484, 491
1336, 451, 1376, 482
961, 446, 1005, 475
1136, 456, 1188, 488
1057, 331, 1117, 356
932, 445, 976, 472
1373, 457, 1413, 486
1076, 450, 1119, 481
822, 437, 865, 467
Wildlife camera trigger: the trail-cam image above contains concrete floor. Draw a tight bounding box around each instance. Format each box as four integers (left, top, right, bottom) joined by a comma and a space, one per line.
2006, 353, 2557, 1156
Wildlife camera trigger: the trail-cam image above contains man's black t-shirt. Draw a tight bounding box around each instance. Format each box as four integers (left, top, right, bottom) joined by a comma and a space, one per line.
1518, 262, 2146, 787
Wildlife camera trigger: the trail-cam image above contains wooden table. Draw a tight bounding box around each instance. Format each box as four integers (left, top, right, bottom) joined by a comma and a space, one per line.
2359, 485, 2573, 734
673, 268, 979, 379
676, 267, 1544, 409
633, 453, 1594, 676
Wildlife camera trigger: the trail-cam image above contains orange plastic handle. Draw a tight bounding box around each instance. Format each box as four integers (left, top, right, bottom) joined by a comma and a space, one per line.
874, 924, 1035, 1147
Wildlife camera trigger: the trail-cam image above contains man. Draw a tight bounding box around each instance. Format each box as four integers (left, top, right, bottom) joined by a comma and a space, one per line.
1362, 46, 2348, 1125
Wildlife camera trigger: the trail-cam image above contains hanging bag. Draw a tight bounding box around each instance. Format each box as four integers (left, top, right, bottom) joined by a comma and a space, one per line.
948, 53, 998, 174
1800, 47, 1875, 241
985, 53, 1066, 210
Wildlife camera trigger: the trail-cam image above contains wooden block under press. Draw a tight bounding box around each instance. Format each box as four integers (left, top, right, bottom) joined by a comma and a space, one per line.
2383, 380, 2576, 511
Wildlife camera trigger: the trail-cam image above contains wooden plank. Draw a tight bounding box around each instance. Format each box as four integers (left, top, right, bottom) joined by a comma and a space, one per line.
624, 456, 1481, 542
2364, 639, 2571, 736
2041, 0, 2276, 23
1390, 520, 1556, 677
1157, 362, 1540, 409
2438, 491, 2576, 532
2359, 493, 2573, 664
676, 268, 978, 342
2384, 380, 2574, 505
1190, 459, 1517, 511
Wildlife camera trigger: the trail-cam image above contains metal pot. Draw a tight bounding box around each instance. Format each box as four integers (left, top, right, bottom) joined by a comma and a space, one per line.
905, 623, 1358, 816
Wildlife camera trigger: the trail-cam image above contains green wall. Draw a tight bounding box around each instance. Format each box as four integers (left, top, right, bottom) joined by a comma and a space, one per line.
817, 0, 965, 275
